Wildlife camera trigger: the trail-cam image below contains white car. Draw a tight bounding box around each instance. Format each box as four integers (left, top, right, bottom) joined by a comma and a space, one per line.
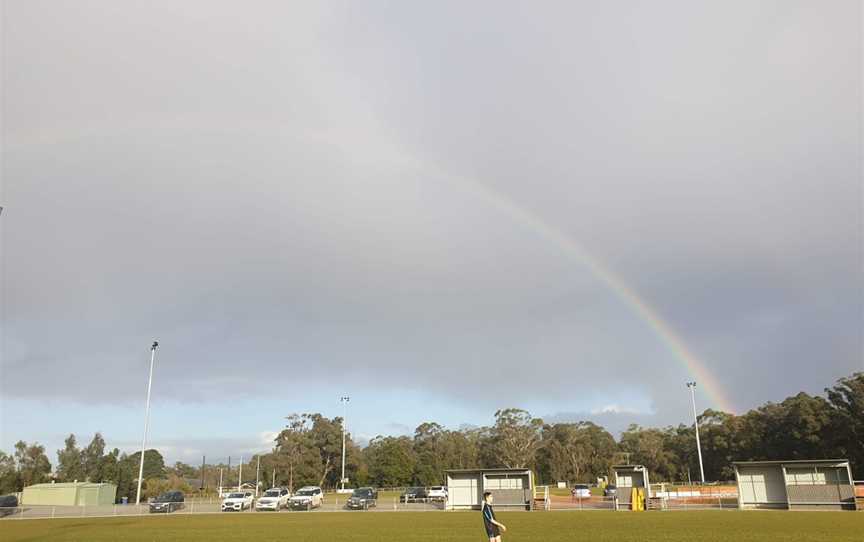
571, 484, 591, 499
427, 486, 448, 501
288, 486, 324, 510
222, 491, 254, 512
255, 488, 291, 511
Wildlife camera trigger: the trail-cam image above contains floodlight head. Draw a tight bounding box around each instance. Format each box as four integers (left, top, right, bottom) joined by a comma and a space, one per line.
151, 341, 159, 350
686, 381, 696, 388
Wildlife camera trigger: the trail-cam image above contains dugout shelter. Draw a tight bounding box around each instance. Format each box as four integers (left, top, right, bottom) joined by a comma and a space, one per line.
612, 465, 650, 510
445, 468, 533, 510
734, 459, 857, 511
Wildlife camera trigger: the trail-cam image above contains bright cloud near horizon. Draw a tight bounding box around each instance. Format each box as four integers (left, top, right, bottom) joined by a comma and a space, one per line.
1, 0, 861, 464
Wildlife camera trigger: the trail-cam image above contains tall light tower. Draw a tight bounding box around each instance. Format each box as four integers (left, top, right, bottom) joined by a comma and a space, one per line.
340, 396, 350, 491
686, 381, 706, 484
135, 341, 159, 505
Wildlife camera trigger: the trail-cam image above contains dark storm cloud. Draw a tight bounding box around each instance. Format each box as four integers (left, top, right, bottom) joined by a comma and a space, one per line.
1, 0, 861, 433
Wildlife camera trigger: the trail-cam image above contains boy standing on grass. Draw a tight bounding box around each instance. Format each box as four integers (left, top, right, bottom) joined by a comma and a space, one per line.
481, 491, 507, 542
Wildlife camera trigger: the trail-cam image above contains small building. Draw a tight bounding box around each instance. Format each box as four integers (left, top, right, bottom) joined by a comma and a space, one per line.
734, 459, 857, 511
612, 465, 650, 510
22, 482, 117, 506
445, 468, 533, 510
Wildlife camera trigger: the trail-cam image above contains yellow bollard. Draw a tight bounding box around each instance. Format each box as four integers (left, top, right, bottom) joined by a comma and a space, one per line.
630, 487, 646, 511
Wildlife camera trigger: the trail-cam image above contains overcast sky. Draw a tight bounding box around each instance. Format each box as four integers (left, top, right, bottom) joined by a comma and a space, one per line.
1, 0, 862, 464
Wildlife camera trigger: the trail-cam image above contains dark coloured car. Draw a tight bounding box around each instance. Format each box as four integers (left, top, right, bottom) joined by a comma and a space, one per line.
149, 491, 185, 513
399, 487, 428, 503
0, 494, 18, 517
346, 487, 377, 510
604, 484, 617, 498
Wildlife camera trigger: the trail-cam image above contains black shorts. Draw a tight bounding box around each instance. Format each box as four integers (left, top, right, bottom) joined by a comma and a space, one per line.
485, 524, 500, 538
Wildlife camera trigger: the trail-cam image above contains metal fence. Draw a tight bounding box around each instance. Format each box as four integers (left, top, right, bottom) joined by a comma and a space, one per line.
547, 495, 616, 511
541, 484, 740, 511
647, 485, 739, 510
0, 485, 750, 521
546, 495, 737, 511
0, 495, 446, 521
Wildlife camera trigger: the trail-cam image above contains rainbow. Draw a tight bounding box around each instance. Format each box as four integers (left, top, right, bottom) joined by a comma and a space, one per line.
18, 110, 735, 413
437, 170, 737, 414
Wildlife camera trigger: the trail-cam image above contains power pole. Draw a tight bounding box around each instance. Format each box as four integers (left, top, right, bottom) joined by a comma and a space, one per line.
135, 341, 159, 505
687, 382, 706, 484
255, 456, 261, 497
340, 396, 350, 490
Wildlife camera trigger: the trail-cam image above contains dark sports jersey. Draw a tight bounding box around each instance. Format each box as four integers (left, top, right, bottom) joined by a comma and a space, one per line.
482, 502, 497, 530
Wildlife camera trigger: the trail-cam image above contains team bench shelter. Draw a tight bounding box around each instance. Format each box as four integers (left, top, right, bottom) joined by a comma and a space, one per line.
445, 468, 534, 510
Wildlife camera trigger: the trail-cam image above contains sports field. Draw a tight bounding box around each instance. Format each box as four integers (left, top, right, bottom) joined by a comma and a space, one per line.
1, 510, 861, 542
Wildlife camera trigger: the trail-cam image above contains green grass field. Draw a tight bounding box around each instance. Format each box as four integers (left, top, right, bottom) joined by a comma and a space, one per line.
1, 510, 862, 542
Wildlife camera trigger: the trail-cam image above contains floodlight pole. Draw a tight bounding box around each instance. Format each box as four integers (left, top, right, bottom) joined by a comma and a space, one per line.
239, 456, 243, 491
135, 341, 158, 505
687, 382, 706, 484
340, 396, 350, 490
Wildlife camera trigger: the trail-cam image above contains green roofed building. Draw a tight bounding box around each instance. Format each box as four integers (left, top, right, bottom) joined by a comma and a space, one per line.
22, 482, 117, 506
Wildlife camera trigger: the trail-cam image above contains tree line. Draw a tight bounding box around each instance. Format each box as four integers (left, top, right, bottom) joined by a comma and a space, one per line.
272, 373, 863, 487
1, 372, 860, 499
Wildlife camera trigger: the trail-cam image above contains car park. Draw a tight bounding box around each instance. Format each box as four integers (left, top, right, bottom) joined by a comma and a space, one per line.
346, 487, 377, 510
427, 486, 448, 501
399, 487, 428, 503
149, 491, 185, 513
255, 487, 290, 511
571, 484, 591, 499
221, 491, 254, 512
288, 486, 324, 510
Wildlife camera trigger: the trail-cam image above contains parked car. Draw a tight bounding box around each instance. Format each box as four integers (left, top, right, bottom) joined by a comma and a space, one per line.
346, 487, 377, 510
603, 484, 617, 498
427, 486, 448, 501
255, 487, 291, 511
0, 494, 18, 517
221, 491, 254, 512
149, 491, 185, 513
399, 487, 428, 503
571, 485, 591, 499
288, 486, 324, 510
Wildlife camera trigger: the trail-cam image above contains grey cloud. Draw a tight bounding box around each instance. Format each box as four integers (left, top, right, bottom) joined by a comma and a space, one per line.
1, 0, 860, 435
